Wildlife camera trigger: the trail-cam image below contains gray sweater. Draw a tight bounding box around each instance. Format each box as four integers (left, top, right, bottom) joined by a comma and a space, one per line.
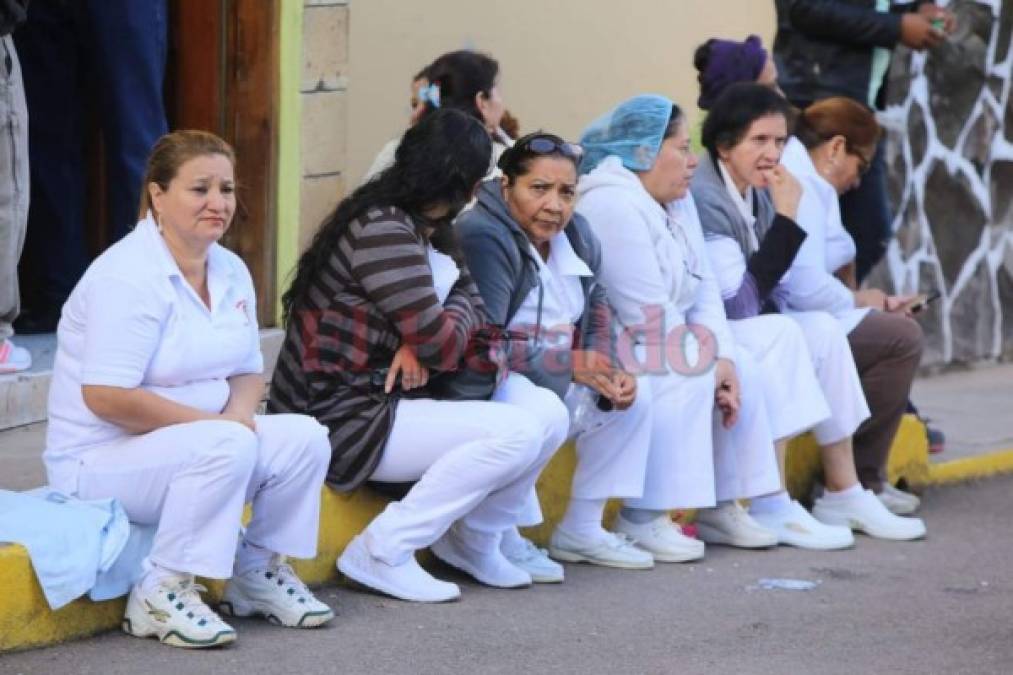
456, 179, 613, 400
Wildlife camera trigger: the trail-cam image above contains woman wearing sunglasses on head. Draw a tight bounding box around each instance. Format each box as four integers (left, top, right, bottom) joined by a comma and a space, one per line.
692, 83, 926, 541
454, 133, 656, 575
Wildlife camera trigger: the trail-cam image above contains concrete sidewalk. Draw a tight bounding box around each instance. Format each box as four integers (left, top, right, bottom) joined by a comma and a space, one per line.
912, 363, 1013, 463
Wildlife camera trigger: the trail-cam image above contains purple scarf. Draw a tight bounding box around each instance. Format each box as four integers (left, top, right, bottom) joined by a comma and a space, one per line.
697, 35, 768, 110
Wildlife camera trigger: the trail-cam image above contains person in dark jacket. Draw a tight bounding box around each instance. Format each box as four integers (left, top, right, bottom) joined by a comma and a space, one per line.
773, 0, 956, 283
457, 133, 670, 574
271, 109, 567, 603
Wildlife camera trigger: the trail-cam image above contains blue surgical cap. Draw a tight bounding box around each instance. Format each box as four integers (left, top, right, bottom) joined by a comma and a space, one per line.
578, 94, 675, 174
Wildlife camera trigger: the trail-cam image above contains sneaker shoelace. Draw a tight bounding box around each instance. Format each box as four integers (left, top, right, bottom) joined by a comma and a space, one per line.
161, 579, 221, 627
265, 563, 313, 605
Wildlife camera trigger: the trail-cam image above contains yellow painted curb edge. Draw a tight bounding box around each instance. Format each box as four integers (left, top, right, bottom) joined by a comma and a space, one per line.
926, 448, 1013, 486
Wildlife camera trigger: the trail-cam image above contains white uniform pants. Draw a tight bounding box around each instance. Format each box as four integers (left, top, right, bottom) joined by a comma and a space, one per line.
364, 393, 567, 566
493, 373, 654, 525
74, 414, 331, 579
786, 311, 871, 444
729, 314, 831, 443
623, 337, 782, 510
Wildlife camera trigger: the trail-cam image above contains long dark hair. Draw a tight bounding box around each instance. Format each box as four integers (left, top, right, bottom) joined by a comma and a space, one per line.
420, 50, 499, 124
281, 108, 492, 325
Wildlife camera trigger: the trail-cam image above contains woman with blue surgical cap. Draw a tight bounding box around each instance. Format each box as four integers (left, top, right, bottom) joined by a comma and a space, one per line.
576, 95, 853, 556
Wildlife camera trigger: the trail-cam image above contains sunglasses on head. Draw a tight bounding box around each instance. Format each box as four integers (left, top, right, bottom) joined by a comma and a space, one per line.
522, 136, 584, 162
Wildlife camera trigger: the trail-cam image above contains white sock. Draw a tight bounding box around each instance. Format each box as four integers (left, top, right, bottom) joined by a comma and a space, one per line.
138, 559, 189, 595
559, 497, 608, 539
500, 527, 529, 556
234, 540, 280, 576
822, 483, 864, 502
749, 491, 792, 515
619, 506, 668, 525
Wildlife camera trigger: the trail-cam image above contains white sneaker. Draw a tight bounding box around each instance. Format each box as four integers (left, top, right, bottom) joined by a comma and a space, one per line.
122, 576, 236, 648
337, 534, 460, 603
876, 483, 921, 515
0, 338, 31, 374
813, 488, 927, 541
750, 500, 855, 551
220, 561, 334, 628
431, 525, 531, 589
501, 536, 565, 584
548, 528, 654, 570
694, 502, 778, 549
613, 513, 705, 562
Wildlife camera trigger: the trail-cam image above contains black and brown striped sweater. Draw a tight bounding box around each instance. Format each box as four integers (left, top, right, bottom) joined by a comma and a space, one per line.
268, 206, 487, 491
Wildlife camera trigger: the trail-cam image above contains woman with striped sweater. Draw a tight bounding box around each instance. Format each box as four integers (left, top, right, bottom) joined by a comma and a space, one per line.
269, 109, 568, 603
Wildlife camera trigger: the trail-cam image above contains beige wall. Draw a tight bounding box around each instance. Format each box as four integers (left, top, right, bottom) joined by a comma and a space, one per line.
347, 0, 775, 183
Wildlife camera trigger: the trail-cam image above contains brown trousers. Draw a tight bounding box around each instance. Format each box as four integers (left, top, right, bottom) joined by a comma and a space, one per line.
848, 311, 924, 491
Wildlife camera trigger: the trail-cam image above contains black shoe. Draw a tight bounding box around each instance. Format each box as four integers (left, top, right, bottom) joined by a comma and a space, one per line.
13, 307, 61, 334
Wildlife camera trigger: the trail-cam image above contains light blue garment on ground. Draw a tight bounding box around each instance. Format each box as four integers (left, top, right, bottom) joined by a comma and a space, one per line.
579, 94, 675, 174
0, 488, 151, 609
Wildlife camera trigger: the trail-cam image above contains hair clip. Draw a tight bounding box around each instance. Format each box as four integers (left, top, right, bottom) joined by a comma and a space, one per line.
417, 83, 441, 108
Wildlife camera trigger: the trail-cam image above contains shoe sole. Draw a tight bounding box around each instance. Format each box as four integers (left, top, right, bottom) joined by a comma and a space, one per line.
122, 616, 236, 649
337, 555, 460, 603
431, 542, 532, 589
529, 573, 565, 584
641, 547, 705, 563
218, 598, 334, 628
774, 533, 855, 551
547, 545, 654, 570
693, 523, 777, 549
811, 511, 927, 542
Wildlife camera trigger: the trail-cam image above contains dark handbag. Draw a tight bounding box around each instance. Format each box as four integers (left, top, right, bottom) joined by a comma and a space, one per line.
425, 326, 528, 401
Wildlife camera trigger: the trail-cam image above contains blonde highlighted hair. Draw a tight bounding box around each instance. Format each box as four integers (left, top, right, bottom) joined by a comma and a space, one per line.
137, 130, 236, 220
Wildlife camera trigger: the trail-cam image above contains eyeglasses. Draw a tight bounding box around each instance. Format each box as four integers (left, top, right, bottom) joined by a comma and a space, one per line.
847, 145, 873, 175
522, 136, 584, 163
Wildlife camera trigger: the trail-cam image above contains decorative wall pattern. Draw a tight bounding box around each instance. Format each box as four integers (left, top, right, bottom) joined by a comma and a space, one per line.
875, 0, 1013, 365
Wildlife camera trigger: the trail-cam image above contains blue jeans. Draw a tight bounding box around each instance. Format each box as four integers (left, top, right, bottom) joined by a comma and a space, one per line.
14, 0, 168, 312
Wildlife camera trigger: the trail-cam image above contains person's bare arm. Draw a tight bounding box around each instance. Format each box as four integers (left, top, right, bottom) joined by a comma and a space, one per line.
81, 385, 249, 434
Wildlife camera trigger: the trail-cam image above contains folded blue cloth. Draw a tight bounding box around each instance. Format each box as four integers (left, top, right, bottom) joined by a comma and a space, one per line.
0, 488, 152, 609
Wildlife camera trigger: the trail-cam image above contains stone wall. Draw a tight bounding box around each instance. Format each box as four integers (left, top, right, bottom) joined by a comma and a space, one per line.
877, 0, 1013, 366
299, 0, 349, 250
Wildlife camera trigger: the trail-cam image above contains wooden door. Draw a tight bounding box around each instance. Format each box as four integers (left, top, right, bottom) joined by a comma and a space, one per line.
167, 0, 279, 326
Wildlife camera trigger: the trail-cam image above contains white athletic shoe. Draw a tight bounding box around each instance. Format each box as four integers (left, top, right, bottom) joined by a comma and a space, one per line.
122, 576, 236, 649
220, 561, 334, 628
876, 483, 921, 515
0, 338, 31, 374
337, 534, 460, 603
548, 528, 654, 570
431, 525, 532, 589
502, 536, 565, 584
750, 500, 855, 551
613, 513, 705, 562
813, 488, 926, 541
694, 502, 778, 549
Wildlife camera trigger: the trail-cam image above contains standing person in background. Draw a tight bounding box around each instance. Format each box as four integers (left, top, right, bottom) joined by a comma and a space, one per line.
0, 0, 29, 373
13, 0, 169, 333
773, 0, 956, 284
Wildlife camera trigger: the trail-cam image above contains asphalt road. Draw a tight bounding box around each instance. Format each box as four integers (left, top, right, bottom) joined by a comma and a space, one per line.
4, 476, 1013, 675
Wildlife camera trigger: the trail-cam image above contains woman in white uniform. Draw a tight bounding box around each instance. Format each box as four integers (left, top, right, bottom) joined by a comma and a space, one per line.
780, 96, 929, 518
692, 83, 925, 542
272, 109, 565, 602
454, 133, 663, 575
576, 95, 809, 555
43, 131, 334, 649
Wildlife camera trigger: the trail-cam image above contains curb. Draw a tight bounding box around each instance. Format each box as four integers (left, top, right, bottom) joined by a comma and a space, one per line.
3, 414, 1011, 653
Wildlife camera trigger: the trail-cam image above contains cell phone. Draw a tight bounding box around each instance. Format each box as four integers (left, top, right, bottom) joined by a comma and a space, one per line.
909, 290, 941, 314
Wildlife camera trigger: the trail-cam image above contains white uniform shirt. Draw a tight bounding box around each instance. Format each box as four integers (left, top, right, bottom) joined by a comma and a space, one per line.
779, 137, 870, 333
577, 156, 735, 362
44, 214, 263, 490
426, 244, 460, 306
508, 229, 592, 352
